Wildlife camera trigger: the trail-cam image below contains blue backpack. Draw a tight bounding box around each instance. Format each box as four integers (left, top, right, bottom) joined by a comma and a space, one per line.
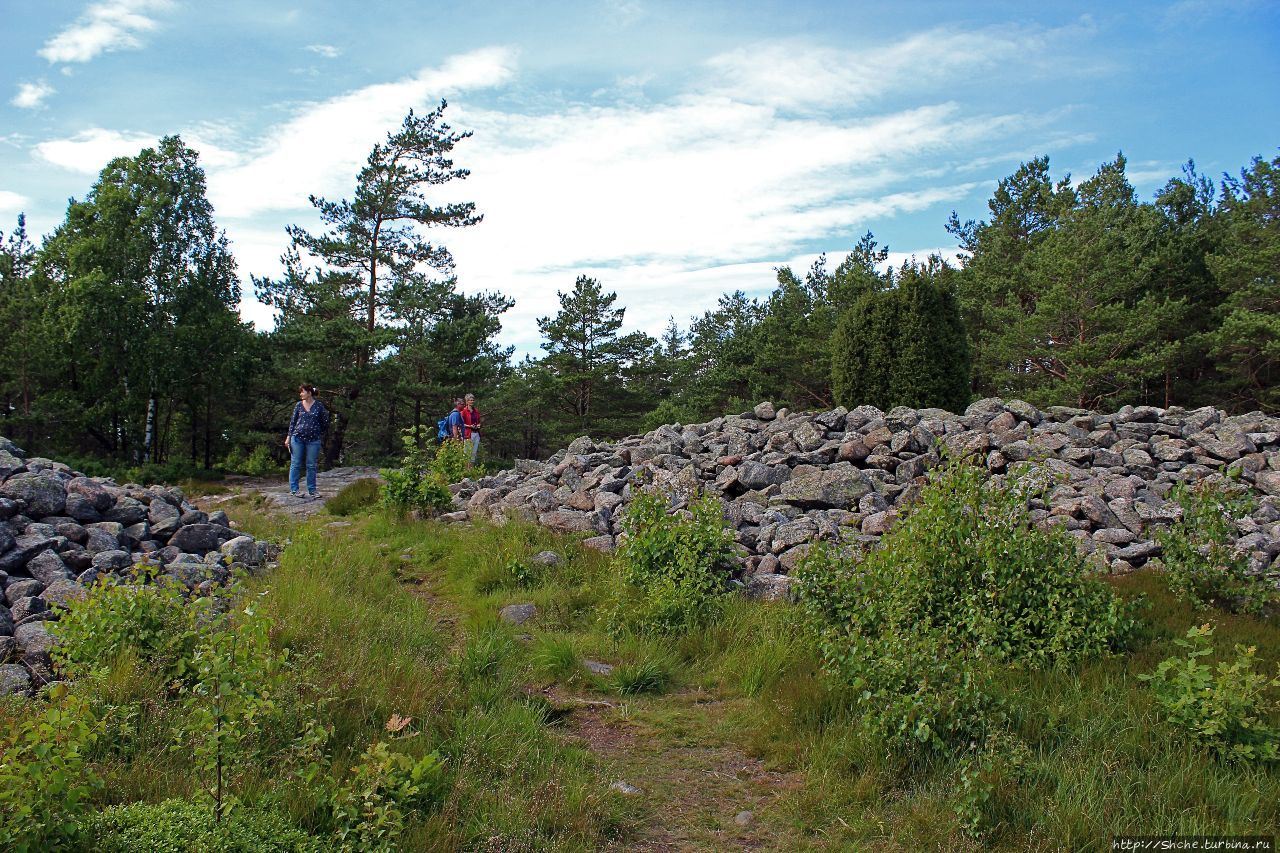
437, 409, 461, 441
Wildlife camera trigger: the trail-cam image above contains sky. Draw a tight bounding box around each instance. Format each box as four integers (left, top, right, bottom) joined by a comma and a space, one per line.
2, 0, 1278, 357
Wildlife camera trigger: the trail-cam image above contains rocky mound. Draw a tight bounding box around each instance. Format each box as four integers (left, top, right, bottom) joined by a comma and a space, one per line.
0, 437, 276, 696
453, 400, 1280, 598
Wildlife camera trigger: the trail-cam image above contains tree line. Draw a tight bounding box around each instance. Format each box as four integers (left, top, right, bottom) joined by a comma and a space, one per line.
0, 105, 1275, 471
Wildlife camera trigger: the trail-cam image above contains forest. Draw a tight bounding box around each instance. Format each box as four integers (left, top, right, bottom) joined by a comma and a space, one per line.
1, 102, 1276, 475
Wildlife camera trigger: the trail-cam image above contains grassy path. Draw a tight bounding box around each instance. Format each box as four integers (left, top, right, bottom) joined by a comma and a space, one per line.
200, 489, 1280, 851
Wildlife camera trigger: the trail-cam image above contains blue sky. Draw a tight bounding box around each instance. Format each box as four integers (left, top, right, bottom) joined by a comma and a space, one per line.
2, 1, 1277, 356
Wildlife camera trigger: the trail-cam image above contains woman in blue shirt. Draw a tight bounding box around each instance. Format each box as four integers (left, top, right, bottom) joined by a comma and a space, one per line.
283, 383, 329, 499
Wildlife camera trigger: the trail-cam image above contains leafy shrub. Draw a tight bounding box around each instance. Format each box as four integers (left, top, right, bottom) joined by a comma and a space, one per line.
1139, 623, 1280, 763
325, 478, 381, 516
330, 741, 447, 852
430, 437, 472, 484
796, 457, 1134, 752
611, 489, 735, 634
1156, 478, 1275, 615
0, 684, 103, 852
221, 446, 285, 478
172, 591, 290, 821
91, 798, 322, 852
51, 573, 200, 682
379, 430, 464, 516
953, 729, 1034, 838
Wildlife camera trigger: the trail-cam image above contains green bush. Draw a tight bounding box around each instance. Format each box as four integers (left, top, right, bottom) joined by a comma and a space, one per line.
0, 685, 102, 852
611, 489, 736, 634
1156, 478, 1275, 615
325, 478, 381, 516
330, 741, 447, 852
221, 446, 285, 478
1139, 623, 1280, 763
91, 798, 322, 852
172, 591, 291, 821
51, 573, 200, 682
796, 457, 1134, 752
379, 430, 465, 516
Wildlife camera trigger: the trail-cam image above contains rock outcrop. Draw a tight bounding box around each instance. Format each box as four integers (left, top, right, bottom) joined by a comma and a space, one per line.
448, 400, 1280, 591
0, 438, 277, 695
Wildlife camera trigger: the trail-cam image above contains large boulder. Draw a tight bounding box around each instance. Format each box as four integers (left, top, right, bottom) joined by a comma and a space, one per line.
0, 534, 55, 572
781, 466, 873, 509
219, 536, 260, 566
66, 477, 114, 511
0, 472, 66, 518
25, 550, 73, 585
42, 578, 87, 609
0, 663, 30, 695
168, 523, 223, 554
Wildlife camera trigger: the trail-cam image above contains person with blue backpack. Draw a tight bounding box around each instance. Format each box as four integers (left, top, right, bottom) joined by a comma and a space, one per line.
437, 398, 465, 444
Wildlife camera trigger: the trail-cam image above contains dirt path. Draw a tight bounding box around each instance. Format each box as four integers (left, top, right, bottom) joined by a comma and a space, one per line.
534, 685, 805, 851
200, 466, 381, 519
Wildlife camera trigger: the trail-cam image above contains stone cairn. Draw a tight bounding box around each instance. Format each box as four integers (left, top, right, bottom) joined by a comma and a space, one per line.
449, 399, 1280, 601
0, 437, 275, 696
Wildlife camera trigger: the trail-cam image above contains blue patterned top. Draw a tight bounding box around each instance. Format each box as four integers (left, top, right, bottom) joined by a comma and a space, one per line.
289, 400, 330, 442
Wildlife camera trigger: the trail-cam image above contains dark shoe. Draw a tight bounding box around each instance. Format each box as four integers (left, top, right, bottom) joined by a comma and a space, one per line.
307, 493, 319, 500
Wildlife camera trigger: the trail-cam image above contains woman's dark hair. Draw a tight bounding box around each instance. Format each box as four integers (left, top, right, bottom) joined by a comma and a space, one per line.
298, 383, 318, 397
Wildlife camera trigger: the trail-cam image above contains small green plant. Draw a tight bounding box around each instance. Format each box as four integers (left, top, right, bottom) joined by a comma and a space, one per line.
51, 571, 199, 682
610, 655, 673, 695
953, 730, 1033, 838
430, 437, 472, 484
531, 637, 584, 683
172, 587, 289, 822
0, 684, 103, 852
1139, 623, 1280, 763
1156, 478, 1274, 615
91, 798, 323, 852
796, 457, 1134, 753
331, 741, 447, 852
453, 625, 514, 684
611, 489, 736, 634
474, 557, 540, 594
379, 430, 464, 515
325, 478, 381, 516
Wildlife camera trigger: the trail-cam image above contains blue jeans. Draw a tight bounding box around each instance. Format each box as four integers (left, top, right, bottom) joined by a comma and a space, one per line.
289, 437, 321, 494
470, 431, 480, 463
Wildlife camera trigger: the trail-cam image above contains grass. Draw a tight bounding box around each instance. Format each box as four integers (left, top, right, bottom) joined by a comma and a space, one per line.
3, 491, 1277, 851
372, 510, 1280, 849
322, 477, 381, 516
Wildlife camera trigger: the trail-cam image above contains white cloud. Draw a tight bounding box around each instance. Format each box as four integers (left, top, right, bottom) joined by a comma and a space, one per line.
0, 191, 30, 216
11, 81, 56, 109
39, 0, 174, 64
207, 47, 518, 217
605, 0, 645, 26
30, 33, 1067, 349
305, 44, 342, 59
34, 128, 157, 172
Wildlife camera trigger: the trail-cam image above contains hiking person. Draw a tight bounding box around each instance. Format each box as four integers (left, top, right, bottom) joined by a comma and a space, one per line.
437, 398, 465, 444
284, 383, 329, 499
462, 393, 482, 463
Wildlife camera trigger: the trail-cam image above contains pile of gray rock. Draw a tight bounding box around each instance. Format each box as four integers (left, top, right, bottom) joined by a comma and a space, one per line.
0, 437, 275, 696
449, 399, 1280, 599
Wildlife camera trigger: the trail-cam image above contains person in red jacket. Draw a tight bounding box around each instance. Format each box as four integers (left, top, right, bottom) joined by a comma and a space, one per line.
461, 393, 482, 463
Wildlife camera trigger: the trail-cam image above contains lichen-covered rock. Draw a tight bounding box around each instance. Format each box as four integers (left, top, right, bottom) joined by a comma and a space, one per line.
0, 471, 67, 517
